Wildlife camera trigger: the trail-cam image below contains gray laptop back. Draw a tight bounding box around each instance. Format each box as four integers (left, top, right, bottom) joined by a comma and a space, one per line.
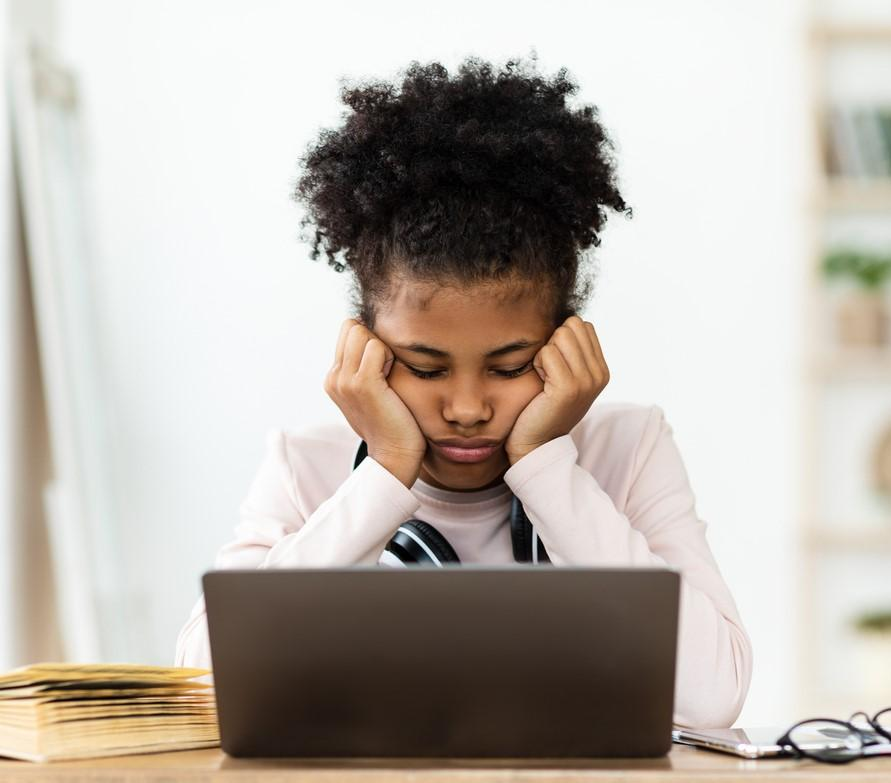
202, 565, 680, 758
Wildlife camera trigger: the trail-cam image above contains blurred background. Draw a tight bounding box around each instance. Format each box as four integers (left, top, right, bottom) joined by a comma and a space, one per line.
2, 0, 891, 728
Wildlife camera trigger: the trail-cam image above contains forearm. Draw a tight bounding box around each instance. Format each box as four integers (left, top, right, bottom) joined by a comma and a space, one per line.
174, 432, 422, 670
504, 433, 753, 727
259, 454, 421, 568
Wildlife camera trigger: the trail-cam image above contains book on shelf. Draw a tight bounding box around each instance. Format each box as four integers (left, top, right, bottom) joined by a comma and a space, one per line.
0, 662, 219, 763
823, 103, 891, 180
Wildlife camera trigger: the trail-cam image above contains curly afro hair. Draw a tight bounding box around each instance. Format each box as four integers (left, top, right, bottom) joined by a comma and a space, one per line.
292, 51, 632, 328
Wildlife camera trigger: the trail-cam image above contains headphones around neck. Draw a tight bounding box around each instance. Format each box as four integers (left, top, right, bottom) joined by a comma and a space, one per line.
353, 439, 550, 567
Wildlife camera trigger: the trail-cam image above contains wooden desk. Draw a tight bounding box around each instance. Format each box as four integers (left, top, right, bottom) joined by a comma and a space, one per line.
1, 744, 891, 782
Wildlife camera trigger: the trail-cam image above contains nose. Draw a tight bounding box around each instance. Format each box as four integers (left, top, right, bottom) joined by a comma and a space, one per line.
442, 377, 492, 427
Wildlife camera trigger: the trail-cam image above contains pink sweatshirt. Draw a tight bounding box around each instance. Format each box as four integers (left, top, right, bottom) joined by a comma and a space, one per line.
174, 401, 752, 728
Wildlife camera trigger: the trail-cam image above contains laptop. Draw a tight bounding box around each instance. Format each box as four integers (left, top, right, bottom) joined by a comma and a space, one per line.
202, 565, 680, 758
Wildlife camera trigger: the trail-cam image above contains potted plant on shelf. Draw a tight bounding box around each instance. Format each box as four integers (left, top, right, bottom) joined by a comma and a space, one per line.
822, 249, 891, 348
851, 608, 891, 700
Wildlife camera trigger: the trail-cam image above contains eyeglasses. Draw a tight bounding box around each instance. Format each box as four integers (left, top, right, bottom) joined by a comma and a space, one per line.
776, 707, 891, 763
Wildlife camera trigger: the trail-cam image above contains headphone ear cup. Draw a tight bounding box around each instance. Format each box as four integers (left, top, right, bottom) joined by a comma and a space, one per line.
353, 439, 369, 470
385, 520, 461, 566
509, 496, 550, 564
510, 495, 530, 562
357, 438, 546, 564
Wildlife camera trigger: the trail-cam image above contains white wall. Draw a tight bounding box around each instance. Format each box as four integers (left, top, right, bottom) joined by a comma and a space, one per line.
55, 0, 810, 725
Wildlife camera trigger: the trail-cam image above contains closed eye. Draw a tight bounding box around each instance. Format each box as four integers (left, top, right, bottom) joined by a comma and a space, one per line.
404, 361, 534, 380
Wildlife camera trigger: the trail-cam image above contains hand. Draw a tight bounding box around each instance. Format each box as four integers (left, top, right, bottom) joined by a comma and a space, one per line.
504, 315, 610, 464
324, 318, 427, 487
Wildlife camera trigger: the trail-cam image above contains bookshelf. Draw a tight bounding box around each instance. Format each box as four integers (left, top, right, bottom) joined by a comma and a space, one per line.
801, 8, 891, 717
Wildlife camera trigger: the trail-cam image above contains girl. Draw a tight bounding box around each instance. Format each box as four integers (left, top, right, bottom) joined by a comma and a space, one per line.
175, 54, 752, 728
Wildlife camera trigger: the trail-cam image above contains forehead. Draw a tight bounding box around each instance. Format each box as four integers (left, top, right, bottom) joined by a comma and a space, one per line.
375, 276, 552, 341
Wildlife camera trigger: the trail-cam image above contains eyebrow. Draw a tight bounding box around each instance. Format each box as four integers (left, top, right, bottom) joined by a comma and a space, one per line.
394, 340, 541, 359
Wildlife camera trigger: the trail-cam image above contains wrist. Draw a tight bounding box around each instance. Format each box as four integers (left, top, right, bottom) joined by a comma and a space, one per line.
369, 450, 422, 489
506, 442, 545, 465
506, 449, 532, 466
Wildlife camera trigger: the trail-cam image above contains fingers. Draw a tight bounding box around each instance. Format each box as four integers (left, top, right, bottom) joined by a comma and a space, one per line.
582, 319, 606, 367
333, 318, 356, 369
333, 318, 394, 381
562, 317, 597, 369
560, 315, 609, 385
534, 343, 572, 387
583, 320, 610, 384
341, 321, 368, 376
541, 316, 610, 395
357, 337, 394, 379
551, 321, 592, 380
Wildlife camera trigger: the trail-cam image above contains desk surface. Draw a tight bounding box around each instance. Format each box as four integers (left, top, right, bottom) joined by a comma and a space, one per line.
1, 744, 891, 782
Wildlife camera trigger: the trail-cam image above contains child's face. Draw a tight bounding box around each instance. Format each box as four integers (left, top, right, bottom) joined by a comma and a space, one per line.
371, 275, 555, 492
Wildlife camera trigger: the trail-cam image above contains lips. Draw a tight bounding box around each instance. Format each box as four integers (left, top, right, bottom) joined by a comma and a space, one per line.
434, 438, 500, 448
431, 439, 502, 464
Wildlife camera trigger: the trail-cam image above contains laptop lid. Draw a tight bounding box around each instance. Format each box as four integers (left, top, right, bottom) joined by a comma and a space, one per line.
202, 565, 680, 758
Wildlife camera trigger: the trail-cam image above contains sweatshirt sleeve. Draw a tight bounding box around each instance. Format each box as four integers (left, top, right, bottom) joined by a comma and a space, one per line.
174, 428, 421, 675
502, 405, 753, 729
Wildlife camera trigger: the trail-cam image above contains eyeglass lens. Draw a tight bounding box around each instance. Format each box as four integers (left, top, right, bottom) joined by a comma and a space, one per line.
787, 720, 864, 761
849, 709, 891, 742
872, 709, 891, 738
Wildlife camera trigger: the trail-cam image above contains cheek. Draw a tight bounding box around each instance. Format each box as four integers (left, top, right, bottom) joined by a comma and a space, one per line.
387, 376, 430, 413
506, 375, 544, 415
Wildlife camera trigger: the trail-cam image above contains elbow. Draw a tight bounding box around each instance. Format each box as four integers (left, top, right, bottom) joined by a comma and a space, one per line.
673, 622, 754, 729
174, 596, 215, 685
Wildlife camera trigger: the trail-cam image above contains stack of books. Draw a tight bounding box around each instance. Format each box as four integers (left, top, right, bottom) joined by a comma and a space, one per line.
0, 662, 219, 762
